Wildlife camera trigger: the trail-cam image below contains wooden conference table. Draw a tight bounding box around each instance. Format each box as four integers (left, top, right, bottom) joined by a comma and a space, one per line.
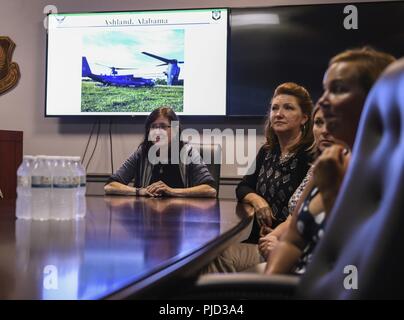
0, 196, 253, 299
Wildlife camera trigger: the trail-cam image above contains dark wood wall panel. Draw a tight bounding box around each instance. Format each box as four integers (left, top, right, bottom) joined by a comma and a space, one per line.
0, 130, 23, 200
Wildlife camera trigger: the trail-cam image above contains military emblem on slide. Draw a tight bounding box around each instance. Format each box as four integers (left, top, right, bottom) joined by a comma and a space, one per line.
212, 10, 221, 20
0, 36, 20, 95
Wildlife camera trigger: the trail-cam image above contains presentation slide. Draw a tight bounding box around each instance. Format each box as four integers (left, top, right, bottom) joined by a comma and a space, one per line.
46, 9, 228, 116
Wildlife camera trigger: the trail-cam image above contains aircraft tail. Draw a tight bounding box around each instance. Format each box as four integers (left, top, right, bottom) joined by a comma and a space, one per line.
82, 56, 92, 77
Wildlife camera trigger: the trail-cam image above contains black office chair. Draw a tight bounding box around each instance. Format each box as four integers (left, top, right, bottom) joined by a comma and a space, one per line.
191, 143, 222, 194
186, 57, 404, 299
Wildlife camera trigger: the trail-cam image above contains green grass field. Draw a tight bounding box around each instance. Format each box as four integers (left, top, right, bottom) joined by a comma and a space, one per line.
81, 81, 183, 112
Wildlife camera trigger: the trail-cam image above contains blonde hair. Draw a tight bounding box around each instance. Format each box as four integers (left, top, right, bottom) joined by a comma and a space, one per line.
330, 47, 396, 94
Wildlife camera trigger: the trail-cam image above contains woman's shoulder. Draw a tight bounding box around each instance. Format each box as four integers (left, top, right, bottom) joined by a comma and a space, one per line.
258, 144, 278, 157
128, 145, 146, 162
253, 145, 269, 166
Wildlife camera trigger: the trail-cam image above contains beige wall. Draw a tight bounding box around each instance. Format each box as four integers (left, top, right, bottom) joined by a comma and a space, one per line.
0, 0, 393, 177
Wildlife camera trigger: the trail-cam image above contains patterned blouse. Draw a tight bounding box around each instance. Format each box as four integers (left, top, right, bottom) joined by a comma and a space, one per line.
236, 145, 312, 242
288, 165, 314, 214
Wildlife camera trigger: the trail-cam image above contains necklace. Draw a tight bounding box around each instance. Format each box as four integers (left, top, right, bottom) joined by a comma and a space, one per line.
279, 152, 292, 163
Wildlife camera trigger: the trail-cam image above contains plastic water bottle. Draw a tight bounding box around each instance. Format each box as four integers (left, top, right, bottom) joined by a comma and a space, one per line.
71, 156, 86, 219
16, 155, 36, 219
52, 157, 75, 220
31, 156, 52, 220
66, 157, 80, 219
47, 156, 58, 219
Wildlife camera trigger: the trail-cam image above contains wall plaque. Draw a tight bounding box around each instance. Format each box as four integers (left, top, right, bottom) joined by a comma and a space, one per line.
0, 36, 20, 95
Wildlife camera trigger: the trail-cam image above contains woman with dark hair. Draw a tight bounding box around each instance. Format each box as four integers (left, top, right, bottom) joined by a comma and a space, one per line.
266, 47, 396, 275
204, 82, 314, 273
104, 107, 217, 198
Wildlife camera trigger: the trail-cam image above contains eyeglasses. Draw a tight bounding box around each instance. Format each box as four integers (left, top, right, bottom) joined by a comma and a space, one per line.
150, 123, 171, 130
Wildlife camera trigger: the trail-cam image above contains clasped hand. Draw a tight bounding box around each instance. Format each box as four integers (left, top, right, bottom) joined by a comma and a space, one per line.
313, 144, 350, 194
141, 180, 176, 197
255, 206, 274, 232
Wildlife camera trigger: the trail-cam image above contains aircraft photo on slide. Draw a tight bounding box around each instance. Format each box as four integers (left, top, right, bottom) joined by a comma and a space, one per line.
81, 29, 184, 113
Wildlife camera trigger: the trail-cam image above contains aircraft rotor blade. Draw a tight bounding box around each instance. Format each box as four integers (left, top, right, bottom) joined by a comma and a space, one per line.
114, 67, 138, 70
95, 63, 113, 68
142, 52, 173, 64
95, 63, 137, 70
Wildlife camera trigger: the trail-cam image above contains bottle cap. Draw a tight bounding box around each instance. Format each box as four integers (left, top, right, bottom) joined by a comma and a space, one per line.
23, 155, 36, 160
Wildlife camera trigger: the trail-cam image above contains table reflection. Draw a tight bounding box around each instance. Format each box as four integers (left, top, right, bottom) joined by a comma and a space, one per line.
0, 196, 249, 299
104, 197, 220, 266
15, 219, 85, 300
